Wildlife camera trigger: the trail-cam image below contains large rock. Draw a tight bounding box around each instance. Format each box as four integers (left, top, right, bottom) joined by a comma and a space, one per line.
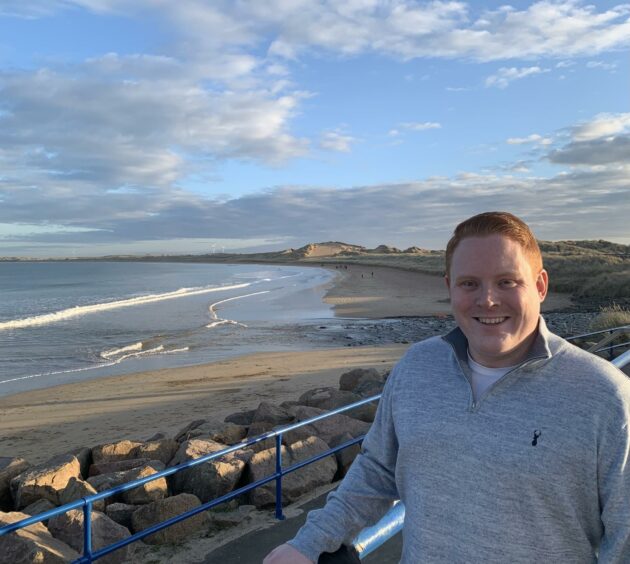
246, 436, 337, 508
168, 439, 250, 503
69, 447, 92, 480
11, 454, 81, 509
0, 511, 79, 563
297, 387, 376, 422
89, 457, 159, 477
87, 463, 167, 506
0, 457, 30, 511
330, 432, 362, 479
58, 477, 104, 512
353, 379, 385, 398
251, 402, 295, 426
286, 406, 371, 446
105, 502, 138, 529
224, 409, 256, 426
175, 418, 247, 445
22, 498, 56, 519
338, 368, 384, 392
92, 440, 144, 464
131, 493, 207, 544
48, 509, 130, 564
134, 439, 179, 465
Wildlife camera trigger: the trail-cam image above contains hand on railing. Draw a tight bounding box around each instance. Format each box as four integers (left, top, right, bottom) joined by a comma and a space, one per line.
263, 543, 314, 564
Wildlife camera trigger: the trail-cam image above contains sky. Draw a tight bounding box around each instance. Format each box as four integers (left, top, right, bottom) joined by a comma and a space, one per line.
0, 0, 628, 257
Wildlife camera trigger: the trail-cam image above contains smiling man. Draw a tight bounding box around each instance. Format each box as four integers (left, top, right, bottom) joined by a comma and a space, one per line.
264, 212, 630, 563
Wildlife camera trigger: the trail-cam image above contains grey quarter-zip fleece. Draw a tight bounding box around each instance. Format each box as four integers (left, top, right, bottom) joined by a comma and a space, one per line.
289, 318, 630, 563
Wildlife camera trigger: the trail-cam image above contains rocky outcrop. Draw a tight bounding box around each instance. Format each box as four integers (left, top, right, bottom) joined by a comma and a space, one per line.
0, 511, 79, 563
58, 477, 104, 512
168, 439, 250, 503
89, 457, 160, 477
11, 454, 81, 509
131, 493, 207, 544
0, 457, 30, 511
246, 436, 337, 507
105, 502, 138, 529
284, 405, 370, 446
134, 439, 178, 465
87, 463, 167, 506
48, 509, 130, 564
224, 409, 256, 426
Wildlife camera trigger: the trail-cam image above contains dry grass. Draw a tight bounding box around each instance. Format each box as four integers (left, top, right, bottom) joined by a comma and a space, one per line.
589, 304, 630, 332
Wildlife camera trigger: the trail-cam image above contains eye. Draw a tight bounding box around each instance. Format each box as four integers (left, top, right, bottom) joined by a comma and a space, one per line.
499, 279, 517, 288
459, 279, 477, 289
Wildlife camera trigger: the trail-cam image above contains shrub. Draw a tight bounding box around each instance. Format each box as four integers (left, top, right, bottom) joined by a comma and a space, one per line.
589, 304, 630, 332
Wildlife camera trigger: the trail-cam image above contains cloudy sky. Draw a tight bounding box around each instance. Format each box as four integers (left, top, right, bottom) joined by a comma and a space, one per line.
0, 1, 628, 257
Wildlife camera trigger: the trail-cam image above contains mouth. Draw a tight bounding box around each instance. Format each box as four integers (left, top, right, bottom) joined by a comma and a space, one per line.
474, 316, 508, 325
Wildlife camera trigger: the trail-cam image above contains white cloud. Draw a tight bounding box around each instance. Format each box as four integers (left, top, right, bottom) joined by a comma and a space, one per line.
507, 134, 552, 145
400, 121, 442, 131
320, 130, 357, 152
8, 1, 630, 62
485, 66, 549, 89
586, 60, 617, 71
571, 113, 630, 142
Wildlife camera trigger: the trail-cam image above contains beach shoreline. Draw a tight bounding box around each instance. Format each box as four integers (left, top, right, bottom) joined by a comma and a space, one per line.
0, 262, 576, 465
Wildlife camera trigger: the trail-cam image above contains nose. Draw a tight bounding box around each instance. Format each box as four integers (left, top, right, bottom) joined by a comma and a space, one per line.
475, 284, 500, 307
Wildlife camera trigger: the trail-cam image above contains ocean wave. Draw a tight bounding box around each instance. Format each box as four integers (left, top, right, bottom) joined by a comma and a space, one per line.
100, 342, 143, 359
0, 344, 190, 386
0, 282, 253, 331
206, 290, 270, 329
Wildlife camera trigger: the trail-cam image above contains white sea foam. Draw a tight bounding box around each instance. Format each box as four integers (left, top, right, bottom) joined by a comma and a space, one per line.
0, 344, 189, 386
0, 282, 253, 331
205, 290, 270, 329
100, 342, 143, 359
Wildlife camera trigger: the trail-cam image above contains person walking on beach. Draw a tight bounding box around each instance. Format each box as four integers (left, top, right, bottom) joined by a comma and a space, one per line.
264, 211, 630, 563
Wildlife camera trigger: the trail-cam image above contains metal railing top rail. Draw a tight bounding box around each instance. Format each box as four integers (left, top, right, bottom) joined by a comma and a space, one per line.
612, 349, 630, 369
565, 324, 630, 342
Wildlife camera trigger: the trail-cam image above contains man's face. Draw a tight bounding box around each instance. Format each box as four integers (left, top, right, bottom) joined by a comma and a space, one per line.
445, 234, 548, 368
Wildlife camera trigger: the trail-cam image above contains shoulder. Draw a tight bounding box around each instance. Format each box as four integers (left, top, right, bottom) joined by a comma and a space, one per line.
547, 334, 630, 415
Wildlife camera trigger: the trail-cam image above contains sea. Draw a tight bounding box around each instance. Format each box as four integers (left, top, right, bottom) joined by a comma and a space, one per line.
0, 261, 338, 397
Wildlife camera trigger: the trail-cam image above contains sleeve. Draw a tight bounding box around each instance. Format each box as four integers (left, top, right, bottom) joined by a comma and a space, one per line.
597, 420, 630, 562
288, 359, 402, 561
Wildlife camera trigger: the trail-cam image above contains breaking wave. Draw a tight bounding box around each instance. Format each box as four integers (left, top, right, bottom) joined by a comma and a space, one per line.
0, 282, 252, 331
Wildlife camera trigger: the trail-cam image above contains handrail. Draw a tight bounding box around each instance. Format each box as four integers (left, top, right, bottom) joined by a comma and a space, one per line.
565, 324, 630, 342
0, 394, 381, 562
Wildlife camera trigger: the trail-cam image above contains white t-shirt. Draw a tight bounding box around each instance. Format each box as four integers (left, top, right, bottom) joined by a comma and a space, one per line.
467, 351, 517, 402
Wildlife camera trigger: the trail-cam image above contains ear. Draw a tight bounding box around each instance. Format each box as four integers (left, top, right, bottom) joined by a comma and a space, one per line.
444, 275, 451, 295
536, 269, 549, 302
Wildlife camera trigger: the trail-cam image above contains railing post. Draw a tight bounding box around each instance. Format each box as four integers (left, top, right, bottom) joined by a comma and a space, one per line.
83, 500, 93, 562
275, 434, 285, 520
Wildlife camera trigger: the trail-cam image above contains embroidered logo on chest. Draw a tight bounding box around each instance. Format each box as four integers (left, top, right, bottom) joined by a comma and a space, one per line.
531, 430, 541, 446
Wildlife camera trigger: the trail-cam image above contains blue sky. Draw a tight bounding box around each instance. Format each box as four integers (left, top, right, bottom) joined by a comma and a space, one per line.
0, 1, 628, 257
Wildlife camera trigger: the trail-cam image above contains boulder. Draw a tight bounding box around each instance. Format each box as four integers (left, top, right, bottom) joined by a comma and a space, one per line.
58, 477, 104, 512
87, 463, 167, 506
22, 498, 56, 519
69, 447, 92, 480
105, 502, 138, 529
92, 440, 144, 464
338, 368, 384, 392
330, 432, 362, 479
208, 504, 256, 529
297, 387, 375, 422
224, 409, 256, 426
131, 493, 207, 544
175, 418, 247, 445
48, 509, 130, 564
121, 466, 168, 505
89, 457, 159, 477
353, 379, 385, 398
0, 457, 30, 511
246, 436, 337, 508
134, 439, 179, 465
168, 439, 250, 503
0, 510, 80, 563
251, 402, 295, 426
287, 406, 371, 445
11, 454, 81, 509
145, 431, 168, 441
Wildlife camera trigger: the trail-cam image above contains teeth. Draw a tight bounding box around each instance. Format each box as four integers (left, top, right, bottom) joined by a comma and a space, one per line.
476, 317, 507, 325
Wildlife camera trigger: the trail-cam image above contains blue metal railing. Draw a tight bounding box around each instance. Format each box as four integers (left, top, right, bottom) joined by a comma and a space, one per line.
0, 395, 380, 562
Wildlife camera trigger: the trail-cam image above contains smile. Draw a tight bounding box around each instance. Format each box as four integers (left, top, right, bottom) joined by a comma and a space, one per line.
474, 317, 508, 325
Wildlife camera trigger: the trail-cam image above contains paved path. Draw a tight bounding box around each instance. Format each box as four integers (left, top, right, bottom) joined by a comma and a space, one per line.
204, 491, 402, 563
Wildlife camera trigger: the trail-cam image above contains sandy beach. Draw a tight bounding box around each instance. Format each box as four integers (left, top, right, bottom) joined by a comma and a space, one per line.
0, 264, 572, 465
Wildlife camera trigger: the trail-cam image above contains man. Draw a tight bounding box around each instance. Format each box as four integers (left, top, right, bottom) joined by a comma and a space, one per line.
265, 211, 630, 563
